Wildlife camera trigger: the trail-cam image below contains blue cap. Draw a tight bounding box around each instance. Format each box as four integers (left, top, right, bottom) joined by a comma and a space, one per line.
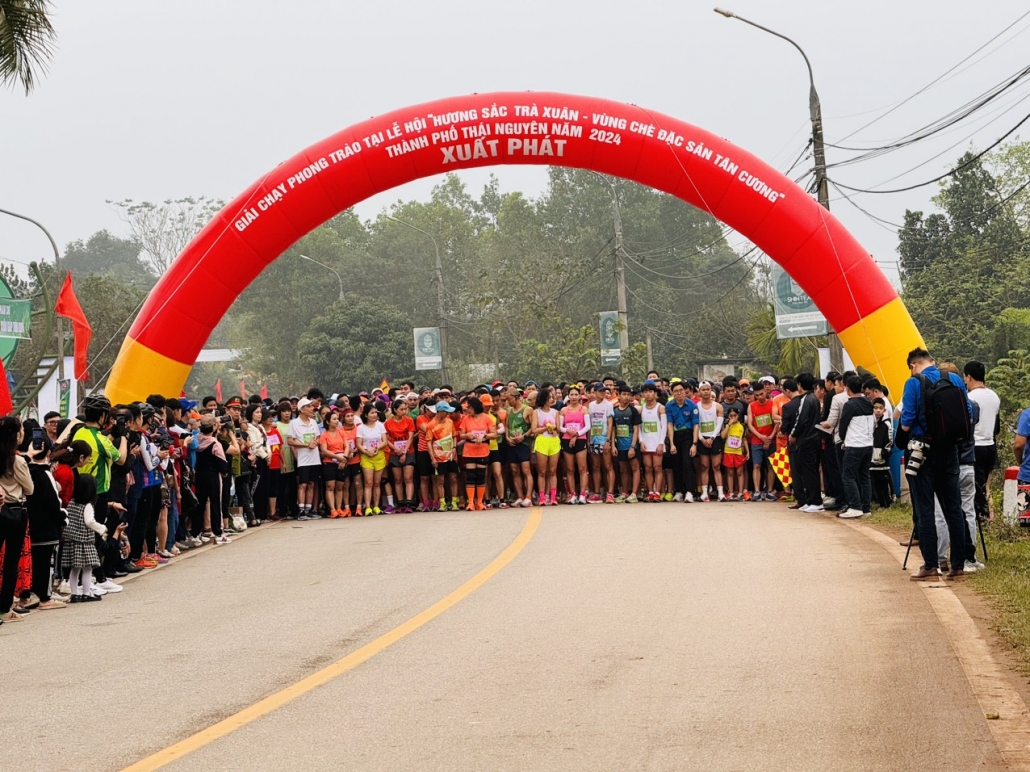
179, 399, 197, 411
642, 380, 658, 389
435, 401, 455, 413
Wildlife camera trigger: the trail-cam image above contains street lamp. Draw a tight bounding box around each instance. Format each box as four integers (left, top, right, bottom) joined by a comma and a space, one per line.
0, 207, 65, 380
298, 254, 343, 301
385, 215, 449, 383
590, 173, 629, 378
713, 8, 844, 368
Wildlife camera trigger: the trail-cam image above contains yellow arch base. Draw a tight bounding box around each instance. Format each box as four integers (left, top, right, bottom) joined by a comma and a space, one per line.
105, 337, 192, 405
837, 297, 925, 399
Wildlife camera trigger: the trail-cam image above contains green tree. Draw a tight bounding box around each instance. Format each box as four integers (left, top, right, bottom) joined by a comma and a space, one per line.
107, 197, 224, 274
298, 294, 412, 393
63, 230, 153, 287
0, 0, 56, 94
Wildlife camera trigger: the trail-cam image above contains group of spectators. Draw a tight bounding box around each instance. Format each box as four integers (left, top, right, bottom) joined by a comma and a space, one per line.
0, 350, 1006, 626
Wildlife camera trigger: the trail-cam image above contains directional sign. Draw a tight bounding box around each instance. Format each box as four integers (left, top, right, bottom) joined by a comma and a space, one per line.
772, 264, 828, 340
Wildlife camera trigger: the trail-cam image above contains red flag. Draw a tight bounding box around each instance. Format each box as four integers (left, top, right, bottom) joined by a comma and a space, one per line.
214, 379, 223, 403
179, 389, 187, 399
54, 272, 92, 381
260, 384, 268, 400
239, 379, 247, 398
0, 357, 13, 415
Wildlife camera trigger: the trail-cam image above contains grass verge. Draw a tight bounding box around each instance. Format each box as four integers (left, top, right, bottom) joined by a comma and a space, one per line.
866, 500, 1030, 674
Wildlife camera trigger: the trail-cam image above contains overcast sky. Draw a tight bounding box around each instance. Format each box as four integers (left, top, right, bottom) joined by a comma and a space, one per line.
3, 0, 1028, 289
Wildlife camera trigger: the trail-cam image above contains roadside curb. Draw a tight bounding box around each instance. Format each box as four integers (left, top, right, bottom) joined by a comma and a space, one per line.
832, 513, 1030, 770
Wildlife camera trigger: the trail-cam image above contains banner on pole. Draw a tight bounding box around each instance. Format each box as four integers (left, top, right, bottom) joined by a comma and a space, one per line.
772, 264, 828, 340
414, 327, 442, 371
0, 299, 31, 340
599, 311, 621, 368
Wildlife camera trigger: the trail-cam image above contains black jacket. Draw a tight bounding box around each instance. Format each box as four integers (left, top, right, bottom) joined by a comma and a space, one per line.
791, 392, 822, 445
26, 463, 65, 545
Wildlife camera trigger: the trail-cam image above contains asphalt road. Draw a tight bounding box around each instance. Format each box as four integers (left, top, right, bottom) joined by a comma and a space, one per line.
1, 502, 1006, 771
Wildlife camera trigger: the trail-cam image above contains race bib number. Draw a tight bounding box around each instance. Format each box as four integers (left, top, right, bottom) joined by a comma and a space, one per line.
435, 435, 454, 453
394, 440, 407, 454
366, 439, 379, 454
727, 435, 742, 450
303, 433, 315, 445
472, 430, 486, 442
642, 421, 658, 434
591, 423, 605, 437
347, 439, 356, 451
267, 435, 280, 447
616, 425, 630, 438
700, 421, 715, 434
755, 413, 772, 428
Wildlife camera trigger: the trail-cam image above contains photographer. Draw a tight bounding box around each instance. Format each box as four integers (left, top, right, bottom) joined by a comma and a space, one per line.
899, 348, 972, 581
216, 410, 241, 535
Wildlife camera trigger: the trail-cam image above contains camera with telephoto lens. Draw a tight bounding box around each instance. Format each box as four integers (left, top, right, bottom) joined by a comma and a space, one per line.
905, 439, 927, 477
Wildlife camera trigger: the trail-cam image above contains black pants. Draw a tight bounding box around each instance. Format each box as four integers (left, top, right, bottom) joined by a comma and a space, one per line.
871, 467, 894, 507
973, 444, 996, 519
671, 431, 696, 495
130, 486, 162, 560
793, 439, 822, 507
912, 445, 967, 571
822, 438, 843, 501
253, 458, 269, 521
93, 493, 109, 583
0, 508, 27, 614
192, 471, 223, 537
235, 472, 254, 518
277, 471, 298, 517
30, 543, 57, 602
842, 446, 872, 514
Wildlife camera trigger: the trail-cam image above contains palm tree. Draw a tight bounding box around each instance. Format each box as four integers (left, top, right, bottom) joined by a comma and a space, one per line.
1, 0, 56, 94
745, 302, 820, 376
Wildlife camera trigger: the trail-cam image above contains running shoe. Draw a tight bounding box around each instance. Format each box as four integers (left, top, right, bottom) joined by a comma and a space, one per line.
383, 505, 396, 514
341, 507, 352, 518
147, 553, 169, 565
700, 492, 710, 502
626, 494, 638, 503
614, 494, 627, 504
566, 495, 576, 505
685, 493, 694, 503
372, 506, 383, 515
605, 493, 616, 504
499, 501, 510, 509
578, 494, 587, 505
447, 501, 459, 512
717, 492, 727, 502
520, 498, 532, 508
355, 507, 364, 517
742, 491, 752, 501
213, 535, 232, 545
662, 492, 674, 502
587, 493, 602, 504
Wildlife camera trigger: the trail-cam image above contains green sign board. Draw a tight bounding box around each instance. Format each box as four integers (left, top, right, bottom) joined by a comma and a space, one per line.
599, 311, 621, 367
0, 274, 28, 365
414, 327, 442, 371
772, 265, 828, 339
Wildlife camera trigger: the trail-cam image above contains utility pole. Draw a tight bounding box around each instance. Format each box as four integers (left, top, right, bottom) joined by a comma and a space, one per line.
0, 207, 65, 382
714, 8, 844, 371
386, 215, 449, 384
592, 173, 631, 379
645, 329, 654, 373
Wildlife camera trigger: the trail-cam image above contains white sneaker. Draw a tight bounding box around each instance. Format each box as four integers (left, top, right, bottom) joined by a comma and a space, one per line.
577, 494, 587, 505
969, 559, 986, 571
700, 493, 710, 502
521, 499, 532, 508
717, 492, 726, 502
822, 497, 837, 507
963, 561, 981, 573
57, 580, 71, 595
91, 586, 108, 596
214, 535, 232, 545
804, 504, 825, 513
685, 492, 694, 503
837, 508, 863, 519
98, 580, 123, 593
673, 492, 684, 502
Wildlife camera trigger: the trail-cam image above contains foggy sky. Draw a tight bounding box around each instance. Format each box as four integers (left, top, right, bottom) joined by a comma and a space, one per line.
3, 0, 1028, 290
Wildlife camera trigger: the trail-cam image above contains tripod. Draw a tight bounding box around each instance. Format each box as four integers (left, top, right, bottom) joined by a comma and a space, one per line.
902, 510, 989, 570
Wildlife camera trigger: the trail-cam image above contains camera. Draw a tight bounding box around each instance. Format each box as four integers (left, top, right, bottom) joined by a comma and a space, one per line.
905, 439, 927, 477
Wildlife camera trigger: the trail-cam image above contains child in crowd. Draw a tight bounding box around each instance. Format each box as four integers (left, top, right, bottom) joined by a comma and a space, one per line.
62, 474, 106, 603
721, 408, 749, 501
870, 398, 895, 508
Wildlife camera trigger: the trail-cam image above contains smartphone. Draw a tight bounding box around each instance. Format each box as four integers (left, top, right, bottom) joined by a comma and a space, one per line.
32, 428, 44, 450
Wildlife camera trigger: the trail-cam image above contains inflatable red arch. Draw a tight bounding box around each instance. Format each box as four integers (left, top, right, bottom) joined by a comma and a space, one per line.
107, 91, 923, 402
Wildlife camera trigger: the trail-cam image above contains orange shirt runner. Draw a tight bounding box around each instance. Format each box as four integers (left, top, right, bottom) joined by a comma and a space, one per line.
461, 413, 493, 459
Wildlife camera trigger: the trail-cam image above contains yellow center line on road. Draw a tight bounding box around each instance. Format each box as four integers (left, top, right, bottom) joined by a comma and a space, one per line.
120, 508, 543, 772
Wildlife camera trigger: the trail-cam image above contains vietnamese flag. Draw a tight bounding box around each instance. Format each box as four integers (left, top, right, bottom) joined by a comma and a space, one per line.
54, 272, 93, 380
239, 379, 247, 398
214, 379, 223, 403
260, 384, 268, 400
0, 357, 13, 415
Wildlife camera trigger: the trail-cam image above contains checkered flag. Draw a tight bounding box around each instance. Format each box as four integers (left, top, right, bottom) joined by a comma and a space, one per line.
769, 446, 792, 487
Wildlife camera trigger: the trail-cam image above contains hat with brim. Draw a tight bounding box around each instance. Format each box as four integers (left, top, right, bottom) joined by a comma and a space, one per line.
435, 401, 455, 413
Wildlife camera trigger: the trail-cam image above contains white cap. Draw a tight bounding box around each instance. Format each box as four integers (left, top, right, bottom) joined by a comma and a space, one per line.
298, 397, 313, 408
759, 376, 776, 385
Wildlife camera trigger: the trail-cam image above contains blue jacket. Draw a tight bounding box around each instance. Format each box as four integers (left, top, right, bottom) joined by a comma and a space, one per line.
900, 365, 969, 439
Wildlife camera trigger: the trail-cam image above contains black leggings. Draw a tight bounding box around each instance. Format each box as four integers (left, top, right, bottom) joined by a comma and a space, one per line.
192, 472, 223, 537
30, 543, 57, 602
253, 458, 269, 521
671, 431, 697, 495
0, 509, 27, 614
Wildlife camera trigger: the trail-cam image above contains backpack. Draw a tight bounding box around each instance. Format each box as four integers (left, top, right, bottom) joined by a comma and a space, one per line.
917, 373, 971, 445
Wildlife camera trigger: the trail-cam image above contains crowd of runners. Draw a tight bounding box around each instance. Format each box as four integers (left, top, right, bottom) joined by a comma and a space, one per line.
0, 359, 1002, 623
